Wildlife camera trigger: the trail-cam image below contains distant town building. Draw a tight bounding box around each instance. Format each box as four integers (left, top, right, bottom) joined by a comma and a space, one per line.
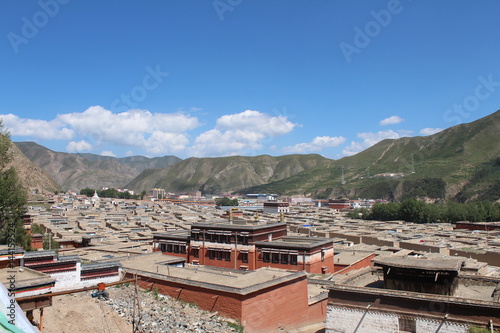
328, 199, 351, 211
263, 201, 290, 214
149, 188, 167, 200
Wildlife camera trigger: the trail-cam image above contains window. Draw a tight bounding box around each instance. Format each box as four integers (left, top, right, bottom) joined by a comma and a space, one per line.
209, 249, 215, 260
160, 243, 166, 252
321, 249, 325, 262
263, 252, 270, 263
225, 251, 231, 261
180, 245, 186, 254
193, 248, 199, 258
241, 236, 248, 245
272, 253, 279, 264
281, 254, 288, 264
192, 232, 199, 241
217, 250, 223, 260
290, 254, 298, 265
241, 252, 248, 263
173, 245, 179, 253
398, 317, 416, 333
166, 244, 173, 253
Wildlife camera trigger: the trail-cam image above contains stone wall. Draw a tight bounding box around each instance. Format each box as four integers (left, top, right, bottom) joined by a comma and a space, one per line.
326, 306, 399, 333
325, 306, 469, 333
416, 318, 468, 333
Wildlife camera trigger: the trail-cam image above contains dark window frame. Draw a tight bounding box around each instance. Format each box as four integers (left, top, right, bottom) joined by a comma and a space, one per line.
281, 254, 288, 264
272, 253, 279, 264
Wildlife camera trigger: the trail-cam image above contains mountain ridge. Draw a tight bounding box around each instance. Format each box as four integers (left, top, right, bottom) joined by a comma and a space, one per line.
240, 110, 500, 202
15, 142, 181, 192
126, 154, 329, 194
13, 109, 500, 202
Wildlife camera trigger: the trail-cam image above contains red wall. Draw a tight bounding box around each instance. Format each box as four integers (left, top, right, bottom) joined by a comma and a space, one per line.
125, 272, 322, 333
333, 253, 377, 274
128, 274, 243, 320
241, 276, 318, 333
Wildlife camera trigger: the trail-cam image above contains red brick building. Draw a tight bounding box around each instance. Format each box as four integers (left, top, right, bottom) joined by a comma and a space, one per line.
153, 220, 335, 274
328, 199, 351, 210
121, 253, 328, 333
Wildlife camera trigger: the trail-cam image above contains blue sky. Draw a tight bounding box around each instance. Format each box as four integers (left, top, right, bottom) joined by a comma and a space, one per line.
1, 0, 500, 159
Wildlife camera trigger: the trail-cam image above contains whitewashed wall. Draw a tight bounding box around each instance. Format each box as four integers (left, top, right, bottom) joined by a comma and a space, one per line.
326, 306, 399, 333
326, 305, 470, 333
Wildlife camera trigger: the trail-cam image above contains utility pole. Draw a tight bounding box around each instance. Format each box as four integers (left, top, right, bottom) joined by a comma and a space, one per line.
411, 154, 415, 173
341, 166, 345, 185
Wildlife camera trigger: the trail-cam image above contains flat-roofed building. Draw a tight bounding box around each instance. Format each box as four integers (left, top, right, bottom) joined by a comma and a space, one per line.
120, 252, 327, 333
263, 201, 290, 214
256, 236, 335, 274
155, 220, 288, 271
325, 256, 500, 333
373, 256, 462, 296
154, 219, 335, 273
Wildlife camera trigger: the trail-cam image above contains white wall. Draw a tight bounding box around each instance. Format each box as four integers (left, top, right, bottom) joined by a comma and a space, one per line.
416, 318, 468, 333
51, 270, 80, 291
326, 306, 399, 333
326, 306, 470, 333
79, 275, 121, 289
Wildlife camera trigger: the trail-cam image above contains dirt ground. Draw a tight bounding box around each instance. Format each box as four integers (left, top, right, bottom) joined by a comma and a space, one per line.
33, 292, 132, 333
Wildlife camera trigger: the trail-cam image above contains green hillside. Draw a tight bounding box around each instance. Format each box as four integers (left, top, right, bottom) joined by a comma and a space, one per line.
126, 154, 329, 194
241, 110, 500, 202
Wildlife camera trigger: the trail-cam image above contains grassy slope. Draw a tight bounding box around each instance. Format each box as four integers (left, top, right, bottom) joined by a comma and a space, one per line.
242, 110, 500, 201
126, 154, 329, 193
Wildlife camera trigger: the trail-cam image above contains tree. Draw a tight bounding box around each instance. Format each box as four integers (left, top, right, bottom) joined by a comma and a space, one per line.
215, 197, 239, 207
0, 119, 28, 248
80, 188, 96, 197
369, 202, 400, 221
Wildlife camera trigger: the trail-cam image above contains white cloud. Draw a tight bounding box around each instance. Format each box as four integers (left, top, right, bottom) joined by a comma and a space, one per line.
144, 131, 190, 154
283, 136, 346, 154
380, 115, 404, 126
419, 128, 443, 136
66, 140, 92, 152
100, 151, 116, 157
1, 113, 74, 140
342, 130, 403, 156
216, 110, 295, 135
57, 106, 199, 152
3, 106, 201, 155
191, 110, 297, 157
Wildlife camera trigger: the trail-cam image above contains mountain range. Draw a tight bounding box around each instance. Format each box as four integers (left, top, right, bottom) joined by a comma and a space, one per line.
11, 109, 500, 202
15, 142, 180, 192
